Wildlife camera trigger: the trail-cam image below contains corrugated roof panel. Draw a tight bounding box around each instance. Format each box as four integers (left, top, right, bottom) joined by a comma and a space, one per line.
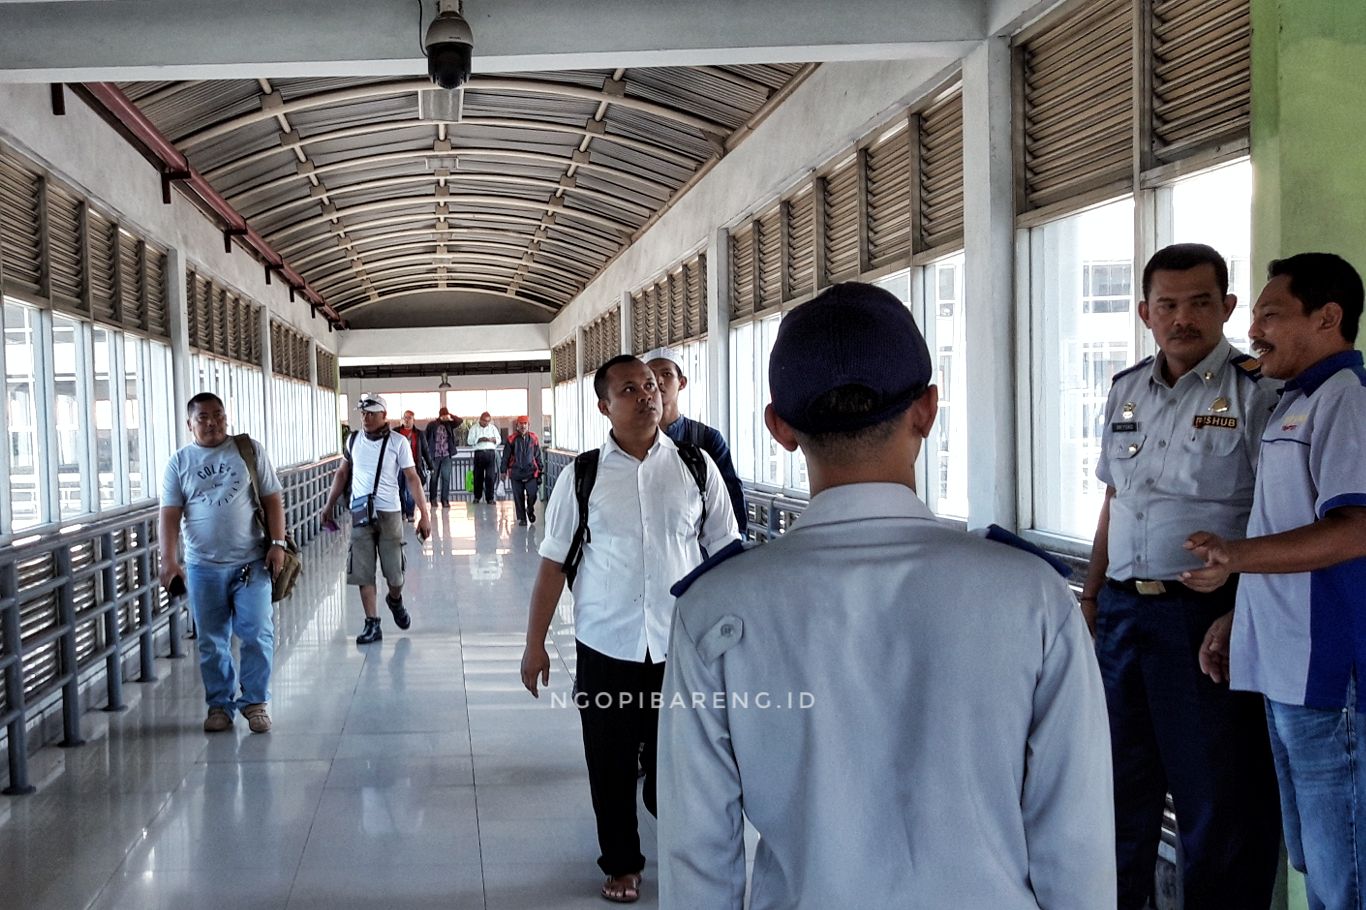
603, 108, 715, 163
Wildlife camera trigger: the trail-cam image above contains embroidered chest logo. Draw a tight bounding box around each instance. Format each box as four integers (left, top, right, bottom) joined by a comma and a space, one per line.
1281, 413, 1309, 431
193, 462, 244, 507
1192, 415, 1238, 430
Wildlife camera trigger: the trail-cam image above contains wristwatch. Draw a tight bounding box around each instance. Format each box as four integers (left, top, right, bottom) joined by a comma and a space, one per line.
270, 539, 288, 549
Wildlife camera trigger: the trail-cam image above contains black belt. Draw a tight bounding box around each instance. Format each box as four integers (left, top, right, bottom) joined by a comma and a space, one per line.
1107, 577, 1194, 597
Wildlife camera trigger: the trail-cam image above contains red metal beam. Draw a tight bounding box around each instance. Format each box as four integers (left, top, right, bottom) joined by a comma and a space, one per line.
76, 83, 345, 328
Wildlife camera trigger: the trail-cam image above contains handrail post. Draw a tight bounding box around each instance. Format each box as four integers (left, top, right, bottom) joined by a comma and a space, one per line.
100, 532, 125, 712
136, 519, 159, 678
53, 548, 85, 748
1, 561, 35, 795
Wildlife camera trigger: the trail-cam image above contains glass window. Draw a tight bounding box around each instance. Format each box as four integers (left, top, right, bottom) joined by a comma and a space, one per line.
6, 301, 45, 531
53, 314, 90, 519
125, 337, 146, 501
92, 326, 120, 510
145, 340, 176, 501
1168, 158, 1253, 351
553, 381, 579, 451
757, 314, 784, 488
386, 391, 443, 421
1030, 197, 1136, 539
924, 253, 968, 518
729, 321, 757, 481
541, 387, 553, 446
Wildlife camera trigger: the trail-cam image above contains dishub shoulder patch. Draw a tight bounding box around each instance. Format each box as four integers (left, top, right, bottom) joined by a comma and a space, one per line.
670, 539, 748, 598
1231, 353, 1264, 382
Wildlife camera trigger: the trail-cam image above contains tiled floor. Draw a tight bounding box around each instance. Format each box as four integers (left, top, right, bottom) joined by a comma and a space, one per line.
0, 503, 679, 909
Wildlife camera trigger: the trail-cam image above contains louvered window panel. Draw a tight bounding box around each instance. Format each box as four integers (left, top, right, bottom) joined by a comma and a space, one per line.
46, 184, 85, 311
756, 207, 782, 311
1019, 0, 1134, 211
243, 302, 260, 364
866, 125, 914, 266
664, 272, 682, 343
144, 245, 168, 339
117, 230, 146, 333
88, 212, 119, 324
919, 91, 965, 251
729, 225, 755, 320
822, 159, 861, 282
785, 190, 816, 301
0, 154, 42, 296
608, 309, 621, 361
630, 292, 646, 354
684, 255, 705, 340
1151, 0, 1250, 162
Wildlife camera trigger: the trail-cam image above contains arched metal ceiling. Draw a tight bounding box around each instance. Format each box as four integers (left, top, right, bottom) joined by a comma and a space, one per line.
115, 66, 813, 326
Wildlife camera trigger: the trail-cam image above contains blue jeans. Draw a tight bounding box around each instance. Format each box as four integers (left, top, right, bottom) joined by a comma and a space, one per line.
184, 560, 274, 714
1267, 678, 1366, 910
428, 456, 453, 505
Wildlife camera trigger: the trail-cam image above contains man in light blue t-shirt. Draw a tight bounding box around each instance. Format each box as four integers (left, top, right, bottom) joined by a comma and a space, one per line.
1186, 253, 1366, 909
160, 392, 287, 734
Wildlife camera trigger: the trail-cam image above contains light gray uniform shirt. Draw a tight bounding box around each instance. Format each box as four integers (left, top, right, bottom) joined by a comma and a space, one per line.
658, 483, 1115, 910
1097, 339, 1278, 580
161, 437, 282, 566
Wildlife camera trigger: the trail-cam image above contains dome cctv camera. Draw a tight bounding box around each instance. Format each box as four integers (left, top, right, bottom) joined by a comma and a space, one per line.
425, 2, 474, 91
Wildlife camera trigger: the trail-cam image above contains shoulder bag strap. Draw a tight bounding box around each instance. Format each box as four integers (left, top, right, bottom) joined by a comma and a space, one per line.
233, 434, 269, 539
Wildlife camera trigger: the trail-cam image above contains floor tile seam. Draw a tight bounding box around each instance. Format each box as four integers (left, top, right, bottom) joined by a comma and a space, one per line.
82, 785, 183, 910
450, 554, 490, 910
281, 758, 333, 910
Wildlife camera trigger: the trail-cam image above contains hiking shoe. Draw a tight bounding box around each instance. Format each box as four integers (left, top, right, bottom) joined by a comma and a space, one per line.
386, 593, 411, 630
203, 707, 232, 733
242, 703, 272, 734
528, 510, 536, 524
356, 616, 383, 644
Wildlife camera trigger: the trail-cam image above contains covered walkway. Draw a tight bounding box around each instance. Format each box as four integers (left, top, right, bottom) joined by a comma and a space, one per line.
0, 503, 691, 910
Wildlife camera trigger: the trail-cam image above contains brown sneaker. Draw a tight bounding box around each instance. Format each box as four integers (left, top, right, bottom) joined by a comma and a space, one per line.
203, 707, 233, 733
242, 703, 272, 734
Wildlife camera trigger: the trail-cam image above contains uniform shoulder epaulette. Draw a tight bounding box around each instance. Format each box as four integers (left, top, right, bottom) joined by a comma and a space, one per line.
1231, 353, 1263, 382
670, 539, 749, 598
975, 524, 1073, 579
1110, 355, 1154, 384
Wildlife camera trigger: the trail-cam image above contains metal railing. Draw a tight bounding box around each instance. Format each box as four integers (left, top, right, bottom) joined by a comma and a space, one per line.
0, 454, 342, 795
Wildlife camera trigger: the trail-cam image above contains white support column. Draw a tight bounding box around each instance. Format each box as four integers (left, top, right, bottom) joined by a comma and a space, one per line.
575, 324, 587, 448
619, 289, 632, 355
706, 227, 731, 441
527, 371, 547, 437
961, 37, 1017, 529
307, 337, 319, 461
165, 247, 191, 447
259, 307, 273, 454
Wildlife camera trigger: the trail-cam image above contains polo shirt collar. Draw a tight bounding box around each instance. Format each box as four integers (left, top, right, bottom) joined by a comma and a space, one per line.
791, 482, 934, 531
1285, 350, 1364, 397
1150, 338, 1231, 388
663, 414, 687, 436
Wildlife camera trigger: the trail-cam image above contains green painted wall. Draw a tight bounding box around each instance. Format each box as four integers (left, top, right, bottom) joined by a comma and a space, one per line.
1252, 0, 1366, 355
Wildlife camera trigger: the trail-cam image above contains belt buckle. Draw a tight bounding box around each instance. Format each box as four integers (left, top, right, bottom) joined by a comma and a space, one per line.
1135, 580, 1167, 596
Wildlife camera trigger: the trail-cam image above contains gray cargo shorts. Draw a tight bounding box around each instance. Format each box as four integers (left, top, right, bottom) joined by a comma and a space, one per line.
346, 510, 405, 588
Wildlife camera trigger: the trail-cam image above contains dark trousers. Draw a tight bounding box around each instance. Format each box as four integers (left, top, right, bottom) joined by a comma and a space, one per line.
472, 450, 497, 503
510, 476, 539, 522
1097, 580, 1282, 910
575, 640, 665, 877
428, 456, 452, 505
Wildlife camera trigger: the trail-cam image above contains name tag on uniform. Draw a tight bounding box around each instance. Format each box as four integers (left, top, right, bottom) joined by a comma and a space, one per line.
1193, 415, 1238, 429
1111, 421, 1139, 433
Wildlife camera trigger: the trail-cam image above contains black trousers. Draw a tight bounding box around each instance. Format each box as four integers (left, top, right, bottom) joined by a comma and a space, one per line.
510, 476, 539, 522
1096, 580, 1281, 910
574, 640, 665, 877
472, 449, 497, 503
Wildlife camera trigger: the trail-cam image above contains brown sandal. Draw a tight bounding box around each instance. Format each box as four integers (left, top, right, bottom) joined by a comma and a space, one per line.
600, 872, 642, 903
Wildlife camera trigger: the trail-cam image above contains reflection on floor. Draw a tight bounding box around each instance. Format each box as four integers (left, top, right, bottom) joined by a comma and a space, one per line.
0, 502, 696, 909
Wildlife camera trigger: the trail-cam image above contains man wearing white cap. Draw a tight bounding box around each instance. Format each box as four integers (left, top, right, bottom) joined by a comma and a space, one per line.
321, 393, 431, 644
643, 347, 748, 534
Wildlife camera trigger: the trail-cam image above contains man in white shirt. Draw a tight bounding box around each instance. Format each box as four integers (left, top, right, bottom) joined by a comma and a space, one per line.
520, 355, 739, 904
321, 393, 431, 644
467, 411, 502, 504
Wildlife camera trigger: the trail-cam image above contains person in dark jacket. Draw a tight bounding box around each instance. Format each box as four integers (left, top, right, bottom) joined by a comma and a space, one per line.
394, 410, 431, 521
424, 407, 461, 507
501, 415, 544, 526
644, 347, 748, 534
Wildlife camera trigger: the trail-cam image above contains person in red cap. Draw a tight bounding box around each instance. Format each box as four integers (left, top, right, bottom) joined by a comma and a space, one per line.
501, 415, 543, 525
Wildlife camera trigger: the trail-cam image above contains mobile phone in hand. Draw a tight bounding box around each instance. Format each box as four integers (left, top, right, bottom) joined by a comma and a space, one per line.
166, 575, 187, 598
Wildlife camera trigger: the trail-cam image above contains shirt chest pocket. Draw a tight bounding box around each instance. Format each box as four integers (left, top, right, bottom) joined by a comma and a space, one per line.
1108, 433, 1147, 491
1178, 422, 1248, 499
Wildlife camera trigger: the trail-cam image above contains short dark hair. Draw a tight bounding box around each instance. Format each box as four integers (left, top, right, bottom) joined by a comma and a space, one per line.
1268, 253, 1364, 343
594, 354, 642, 402
186, 392, 224, 416
791, 385, 902, 462
1142, 243, 1229, 299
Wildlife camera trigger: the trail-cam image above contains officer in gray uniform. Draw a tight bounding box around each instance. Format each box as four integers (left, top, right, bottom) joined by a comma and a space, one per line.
658, 282, 1115, 910
1079, 243, 1282, 909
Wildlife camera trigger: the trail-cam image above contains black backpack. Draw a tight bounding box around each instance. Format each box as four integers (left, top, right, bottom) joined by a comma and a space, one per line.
561, 442, 708, 590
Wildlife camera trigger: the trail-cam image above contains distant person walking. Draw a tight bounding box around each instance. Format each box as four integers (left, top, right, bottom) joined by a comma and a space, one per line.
468, 411, 501, 504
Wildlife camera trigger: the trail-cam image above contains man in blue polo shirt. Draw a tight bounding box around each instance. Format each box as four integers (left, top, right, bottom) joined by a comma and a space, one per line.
1185, 252, 1366, 909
